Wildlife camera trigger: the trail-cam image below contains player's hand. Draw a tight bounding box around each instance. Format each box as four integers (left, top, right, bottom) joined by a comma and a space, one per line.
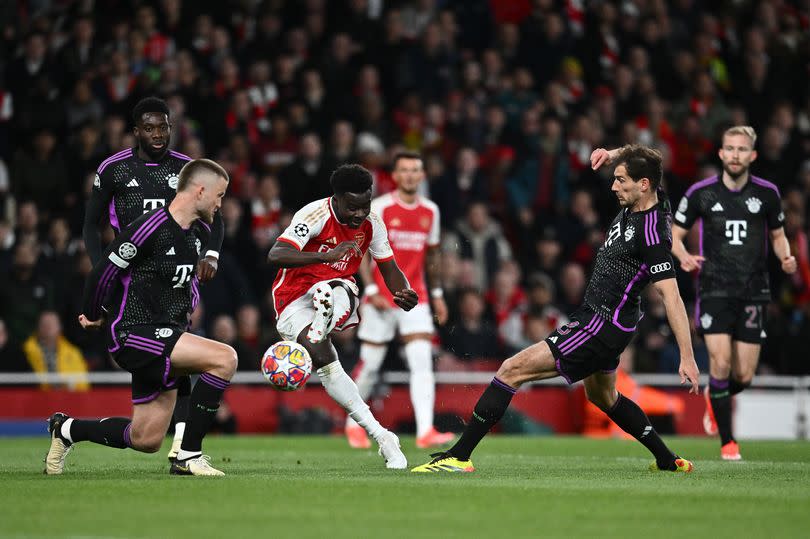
678, 355, 700, 395
323, 241, 362, 262
78, 314, 103, 330
368, 294, 389, 310
393, 289, 418, 311
590, 148, 615, 170
782, 255, 797, 274
196, 255, 218, 282
679, 253, 705, 272
431, 296, 449, 325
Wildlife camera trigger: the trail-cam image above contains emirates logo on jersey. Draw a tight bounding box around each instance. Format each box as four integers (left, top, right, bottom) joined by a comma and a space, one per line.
354, 232, 366, 247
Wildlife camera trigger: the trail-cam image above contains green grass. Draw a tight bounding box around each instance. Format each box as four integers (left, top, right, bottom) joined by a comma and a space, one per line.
1, 436, 808, 539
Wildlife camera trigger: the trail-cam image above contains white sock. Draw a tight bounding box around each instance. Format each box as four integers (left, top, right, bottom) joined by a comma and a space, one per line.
404, 340, 435, 438
327, 285, 353, 333
318, 360, 386, 440
173, 422, 186, 442
176, 449, 202, 461
346, 343, 388, 429
61, 418, 74, 443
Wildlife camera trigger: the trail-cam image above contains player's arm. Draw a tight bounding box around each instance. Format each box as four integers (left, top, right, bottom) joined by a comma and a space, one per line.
653, 277, 700, 394
82, 171, 115, 264
367, 211, 417, 311
590, 147, 625, 170
80, 211, 155, 328
377, 259, 418, 311
267, 239, 361, 267
766, 192, 796, 274
770, 227, 797, 274
196, 210, 224, 282
358, 251, 389, 310
671, 224, 704, 272
425, 244, 448, 324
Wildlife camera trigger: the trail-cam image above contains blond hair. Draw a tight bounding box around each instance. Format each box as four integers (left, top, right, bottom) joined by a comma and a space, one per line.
177, 159, 229, 192
722, 126, 757, 147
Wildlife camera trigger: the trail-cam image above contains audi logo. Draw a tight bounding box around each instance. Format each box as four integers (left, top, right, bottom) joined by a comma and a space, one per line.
650, 262, 672, 274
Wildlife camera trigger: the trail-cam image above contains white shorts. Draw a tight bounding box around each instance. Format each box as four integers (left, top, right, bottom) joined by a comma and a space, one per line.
276, 279, 360, 341
356, 302, 434, 343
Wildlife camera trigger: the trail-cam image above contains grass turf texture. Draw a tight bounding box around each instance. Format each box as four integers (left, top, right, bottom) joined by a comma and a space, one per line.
1, 436, 808, 539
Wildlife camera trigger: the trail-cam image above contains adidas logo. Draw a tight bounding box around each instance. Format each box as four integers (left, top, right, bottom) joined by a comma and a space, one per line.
711, 202, 724, 212
325, 237, 337, 245
127, 179, 139, 187
548, 336, 558, 344
166, 247, 175, 255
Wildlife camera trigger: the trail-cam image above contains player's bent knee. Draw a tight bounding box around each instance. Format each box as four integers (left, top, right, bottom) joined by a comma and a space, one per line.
129, 431, 163, 453
586, 389, 616, 412
221, 344, 238, 377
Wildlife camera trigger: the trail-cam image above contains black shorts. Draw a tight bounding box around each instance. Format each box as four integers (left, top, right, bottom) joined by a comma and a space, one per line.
110, 325, 183, 404
696, 298, 767, 344
545, 308, 633, 384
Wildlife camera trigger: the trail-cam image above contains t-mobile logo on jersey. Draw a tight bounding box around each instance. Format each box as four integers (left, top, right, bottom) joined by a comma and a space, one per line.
725, 220, 747, 245
143, 199, 166, 212
172, 264, 194, 288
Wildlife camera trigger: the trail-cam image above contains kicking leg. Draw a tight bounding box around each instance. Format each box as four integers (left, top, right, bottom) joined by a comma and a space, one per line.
584, 371, 691, 472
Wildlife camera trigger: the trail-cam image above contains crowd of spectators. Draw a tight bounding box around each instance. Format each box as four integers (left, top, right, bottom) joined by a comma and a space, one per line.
1, 0, 809, 383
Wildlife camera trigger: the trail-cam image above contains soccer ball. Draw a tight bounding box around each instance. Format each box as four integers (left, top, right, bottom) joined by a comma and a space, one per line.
261, 340, 313, 391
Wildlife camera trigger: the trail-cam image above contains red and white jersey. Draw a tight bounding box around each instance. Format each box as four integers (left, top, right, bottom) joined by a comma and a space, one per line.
272, 197, 394, 315
371, 192, 440, 307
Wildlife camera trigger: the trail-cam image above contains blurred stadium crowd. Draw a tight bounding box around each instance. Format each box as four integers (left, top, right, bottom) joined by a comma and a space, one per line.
0, 0, 809, 383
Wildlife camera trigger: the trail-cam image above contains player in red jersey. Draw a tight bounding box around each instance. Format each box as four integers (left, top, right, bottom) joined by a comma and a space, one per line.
268, 164, 418, 469
345, 152, 454, 449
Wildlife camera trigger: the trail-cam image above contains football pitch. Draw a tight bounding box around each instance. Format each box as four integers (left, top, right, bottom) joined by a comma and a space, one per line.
1, 436, 808, 539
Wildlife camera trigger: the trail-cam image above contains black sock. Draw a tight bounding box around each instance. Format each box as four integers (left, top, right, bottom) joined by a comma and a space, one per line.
606, 393, 676, 470
70, 418, 132, 449
709, 376, 734, 445
173, 375, 192, 425
448, 377, 516, 461
181, 372, 229, 454
729, 378, 750, 396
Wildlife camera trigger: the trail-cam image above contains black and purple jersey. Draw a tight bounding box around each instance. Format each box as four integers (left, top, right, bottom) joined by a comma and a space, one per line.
673, 175, 784, 301
82, 147, 224, 265
82, 207, 210, 353
583, 202, 676, 332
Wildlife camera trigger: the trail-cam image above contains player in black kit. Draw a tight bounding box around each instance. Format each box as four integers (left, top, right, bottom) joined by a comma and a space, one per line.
669, 126, 796, 461
82, 97, 224, 463
412, 145, 699, 474
46, 159, 236, 476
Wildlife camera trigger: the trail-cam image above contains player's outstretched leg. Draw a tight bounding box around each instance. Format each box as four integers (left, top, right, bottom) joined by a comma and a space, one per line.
411, 377, 515, 472
168, 375, 192, 463
44, 413, 74, 475
585, 373, 693, 473
345, 342, 387, 449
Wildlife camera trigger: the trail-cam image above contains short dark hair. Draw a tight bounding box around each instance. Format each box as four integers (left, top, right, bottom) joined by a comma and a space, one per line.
392, 151, 422, 168
132, 97, 170, 126
615, 145, 663, 189
330, 164, 373, 195
177, 159, 229, 192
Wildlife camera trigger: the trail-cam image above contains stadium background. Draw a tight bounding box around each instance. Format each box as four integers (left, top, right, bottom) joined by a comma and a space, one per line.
0, 0, 809, 436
